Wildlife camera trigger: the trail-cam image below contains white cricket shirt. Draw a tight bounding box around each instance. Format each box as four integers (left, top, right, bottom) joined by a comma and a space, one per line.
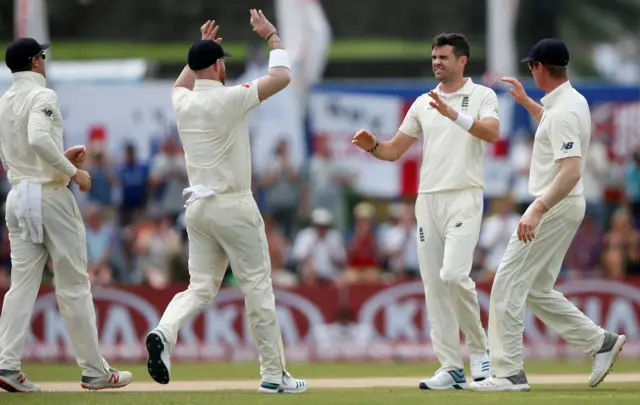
399, 78, 499, 194
529, 81, 591, 197
172, 79, 261, 194
0, 72, 76, 185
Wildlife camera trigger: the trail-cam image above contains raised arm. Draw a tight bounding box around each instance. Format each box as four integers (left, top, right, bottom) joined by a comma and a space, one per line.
174, 20, 223, 91
427, 90, 500, 143
502, 77, 544, 124
249, 9, 292, 102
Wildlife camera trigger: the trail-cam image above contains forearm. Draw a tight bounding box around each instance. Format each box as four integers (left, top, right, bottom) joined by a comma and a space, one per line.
257, 34, 292, 101
371, 140, 402, 162
468, 119, 499, 143
523, 97, 544, 123
538, 162, 581, 210
29, 135, 77, 177
174, 65, 197, 90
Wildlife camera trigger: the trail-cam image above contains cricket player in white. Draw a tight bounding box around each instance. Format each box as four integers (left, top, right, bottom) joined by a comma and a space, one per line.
145, 13, 306, 394
0, 38, 132, 393
470, 39, 625, 392
352, 33, 499, 390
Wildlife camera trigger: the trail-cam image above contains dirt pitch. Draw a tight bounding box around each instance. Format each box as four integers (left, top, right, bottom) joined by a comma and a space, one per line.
36, 373, 640, 392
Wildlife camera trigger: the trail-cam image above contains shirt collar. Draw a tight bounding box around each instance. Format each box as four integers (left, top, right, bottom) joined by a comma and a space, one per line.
435, 78, 474, 97
12, 71, 46, 87
541, 81, 572, 108
193, 79, 224, 90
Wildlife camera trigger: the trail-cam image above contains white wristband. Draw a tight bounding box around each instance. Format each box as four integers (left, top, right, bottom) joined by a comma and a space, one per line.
269, 49, 291, 70
454, 112, 474, 131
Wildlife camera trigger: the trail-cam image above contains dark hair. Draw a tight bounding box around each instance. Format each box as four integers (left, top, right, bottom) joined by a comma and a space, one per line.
546, 65, 568, 79
432, 33, 471, 59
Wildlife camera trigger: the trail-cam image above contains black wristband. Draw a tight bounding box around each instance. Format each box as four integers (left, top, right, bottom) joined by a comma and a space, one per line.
267, 31, 278, 41
367, 141, 379, 154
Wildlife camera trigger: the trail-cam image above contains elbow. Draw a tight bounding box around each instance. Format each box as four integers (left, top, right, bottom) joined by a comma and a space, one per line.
486, 130, 500, 144
281, 71, 292, 88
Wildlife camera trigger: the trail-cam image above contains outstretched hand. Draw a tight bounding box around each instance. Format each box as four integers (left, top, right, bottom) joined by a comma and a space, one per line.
427, 91, 458, 121
201, 20, 223, 44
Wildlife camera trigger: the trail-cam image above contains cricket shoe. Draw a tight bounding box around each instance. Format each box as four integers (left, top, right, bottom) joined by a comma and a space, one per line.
80, 368, 132, 390
259, 372, 307, 394
470, 351, 491, 382
469, 370, 530, 392
419, 369, 468, 390
146, 329, 172, 384
589, 332, 626, 388
0, 370, 40, 393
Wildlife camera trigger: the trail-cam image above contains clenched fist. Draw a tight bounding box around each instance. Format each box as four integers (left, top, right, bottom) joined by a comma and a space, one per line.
352, 129, 377, 151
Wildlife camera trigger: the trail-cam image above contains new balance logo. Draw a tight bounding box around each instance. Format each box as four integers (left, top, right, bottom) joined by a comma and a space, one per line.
454, 222, 462, 228
561, 141, 574, 152
17, 374, 26, 384
109, 374, 120, 385
461, 96, 469, 111
419, 227, 425, 242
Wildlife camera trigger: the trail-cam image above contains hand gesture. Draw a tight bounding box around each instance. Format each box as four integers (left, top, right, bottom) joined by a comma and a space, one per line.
71, 169, 91, 191
352, 129, 377, 152
64, 145, 86, 168
517, 200, 546, 243
428, 91, 458, 121
250, 9, 277, 39
502, 77, 529, 106
201, 20, 223, 44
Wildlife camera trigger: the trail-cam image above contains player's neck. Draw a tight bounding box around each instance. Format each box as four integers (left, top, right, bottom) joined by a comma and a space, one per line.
542, 78, 569, 95
438, 77, 467, 94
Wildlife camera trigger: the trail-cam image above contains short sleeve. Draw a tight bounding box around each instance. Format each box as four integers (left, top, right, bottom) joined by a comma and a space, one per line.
398, 98, 422, 138
550, 112, 582, 161
226, 79, 261, 114
172, 87, 190, 112
479, 90, 500, 120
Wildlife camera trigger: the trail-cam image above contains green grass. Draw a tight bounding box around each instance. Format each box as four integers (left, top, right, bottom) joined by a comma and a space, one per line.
18, 361, 640, 382
0, 386, 639, 405
0, 39, 484, 62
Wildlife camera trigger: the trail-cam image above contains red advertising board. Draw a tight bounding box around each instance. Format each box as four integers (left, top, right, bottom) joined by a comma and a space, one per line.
1, 280, 639, 362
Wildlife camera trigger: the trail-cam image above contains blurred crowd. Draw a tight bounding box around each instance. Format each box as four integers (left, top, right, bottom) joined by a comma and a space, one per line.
0, 128, 639, 290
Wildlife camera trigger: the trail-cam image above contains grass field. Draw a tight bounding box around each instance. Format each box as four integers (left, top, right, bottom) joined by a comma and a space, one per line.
1, 361, 638, 405
0, 39, 484, 62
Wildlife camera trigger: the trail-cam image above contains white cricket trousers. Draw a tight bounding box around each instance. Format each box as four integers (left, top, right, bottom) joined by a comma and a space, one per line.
156, 191, 287, 384
0, 185, 110, 377
489, 196, 605, 377
415, 188, 488, 371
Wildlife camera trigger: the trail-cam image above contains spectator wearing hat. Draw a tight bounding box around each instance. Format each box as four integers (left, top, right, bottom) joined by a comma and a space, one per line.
291, 207, 346, 284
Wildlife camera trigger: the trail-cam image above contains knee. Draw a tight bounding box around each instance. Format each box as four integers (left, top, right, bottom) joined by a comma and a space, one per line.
187, 274, 219, 303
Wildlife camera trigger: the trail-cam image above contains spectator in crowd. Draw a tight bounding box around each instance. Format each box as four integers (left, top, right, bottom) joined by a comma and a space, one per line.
118, 143, 149, 226
564, 211, 604, 279
0, 227, 10, 290
134, 210, 182, 289
379, 201, 420, 281
261, 139, 302, 239
345, 202, 381, 284
510, 134, 534, 214
292, 208, 346, 285
304, 136, 353, 234
310, 306, 375, 354
110, 226, 141, 284
85, 148, 116, 206
84, 204, 117, 286
149, 136, 189, 221
264, 215, 298, 288
625, 150, 640, 228
582, 135, 609, 228
602, 207, 640, 279
475, 195, 520, 282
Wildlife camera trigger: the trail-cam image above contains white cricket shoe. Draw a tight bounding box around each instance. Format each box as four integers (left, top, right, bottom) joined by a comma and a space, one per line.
470, 352, 491, 382
0, 370, 40, 393
469, 370, 530, 392
259, 372, 307, 394
146, 329, 172, 385
419, 369, 468, 390
589, 332, 626, 388
80, 368, 132, 390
